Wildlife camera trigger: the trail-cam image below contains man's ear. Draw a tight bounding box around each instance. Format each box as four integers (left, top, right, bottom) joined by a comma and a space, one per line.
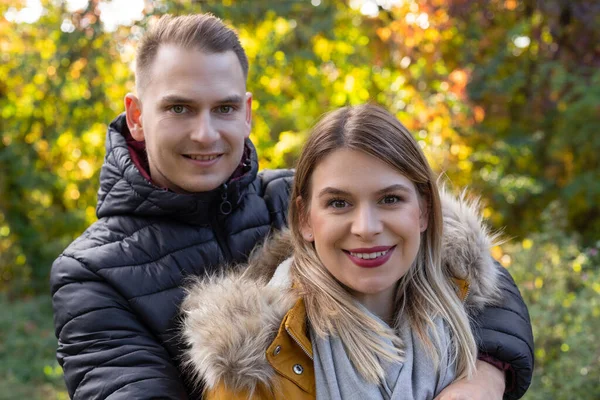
296, 196, 314, 242
124, 93, 144, 142
244, 92, 253, 139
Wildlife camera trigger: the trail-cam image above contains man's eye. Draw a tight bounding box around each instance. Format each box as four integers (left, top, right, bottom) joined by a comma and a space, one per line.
171, 105, 187, 114
217, 105, 234, 114
328, 199, 348, 209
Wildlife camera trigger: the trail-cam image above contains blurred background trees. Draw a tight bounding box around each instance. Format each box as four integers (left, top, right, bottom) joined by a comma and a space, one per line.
0, 0, 598, 398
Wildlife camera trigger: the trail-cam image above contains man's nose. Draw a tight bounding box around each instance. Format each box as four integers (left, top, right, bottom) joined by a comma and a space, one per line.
190, 111, 219, 143
351, 205, 383, 239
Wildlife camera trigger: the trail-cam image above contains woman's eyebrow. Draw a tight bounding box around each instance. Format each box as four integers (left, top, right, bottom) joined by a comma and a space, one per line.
375, 184, 413, 195
317, 184, 413, 199
317, 187, 351, 198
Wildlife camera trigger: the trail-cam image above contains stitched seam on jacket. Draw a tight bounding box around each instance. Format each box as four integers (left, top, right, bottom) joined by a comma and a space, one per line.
498, 274, 522, 295
51, 255, 98, 296
95, 239, 215, 271
98, 147, 123, 202
121, 177, 175, 213
60, 305, 130, 338
130, 165, 156, 214
482, 305, 531, 326
479, 327, 534, 359
95, 348, 159, 369
60, 222, 166, 264
102, 376, 177, 400
104, 144, 171, 213
229, 222, 271, 237
127, 284, 179, 301
69, 331, 142, 356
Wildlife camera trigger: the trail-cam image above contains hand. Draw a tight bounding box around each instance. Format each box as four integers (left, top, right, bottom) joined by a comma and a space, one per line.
434, 359, 506, 400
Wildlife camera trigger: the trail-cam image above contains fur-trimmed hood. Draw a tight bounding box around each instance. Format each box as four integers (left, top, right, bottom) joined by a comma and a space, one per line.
180, 188, 502, 394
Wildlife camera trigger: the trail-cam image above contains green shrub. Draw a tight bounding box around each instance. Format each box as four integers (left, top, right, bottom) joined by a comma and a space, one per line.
0, 295, 67, 400
503, 206, 600, 399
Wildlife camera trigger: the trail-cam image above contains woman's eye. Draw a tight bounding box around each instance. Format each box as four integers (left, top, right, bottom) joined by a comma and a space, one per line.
329, 199, 348, 209
171, 105, 187, 114
381, 195, 401, 204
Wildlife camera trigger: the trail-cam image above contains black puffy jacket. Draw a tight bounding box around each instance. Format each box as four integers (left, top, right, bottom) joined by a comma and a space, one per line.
51, 114, 533, 399
51, 114, 293, 399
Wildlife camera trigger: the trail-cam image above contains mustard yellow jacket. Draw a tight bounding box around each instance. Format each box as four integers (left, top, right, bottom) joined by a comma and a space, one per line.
204, 281, 469, 400
181, 189, 500, 399
205, 298, 315, 400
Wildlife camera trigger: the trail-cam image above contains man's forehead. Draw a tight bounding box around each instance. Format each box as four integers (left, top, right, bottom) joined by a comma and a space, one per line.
143, 46, 247, 102
152, 45, 244, 77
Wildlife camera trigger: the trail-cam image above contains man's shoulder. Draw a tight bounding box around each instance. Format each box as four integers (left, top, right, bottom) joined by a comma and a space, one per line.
255, 168, 293, 206
256, 168, 294, 197
257, 168, 294, 186
66, 215, 154, 252
52, 214, 164, 275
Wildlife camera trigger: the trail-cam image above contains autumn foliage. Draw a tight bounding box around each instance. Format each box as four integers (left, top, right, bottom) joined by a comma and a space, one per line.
0, 0, 598, 398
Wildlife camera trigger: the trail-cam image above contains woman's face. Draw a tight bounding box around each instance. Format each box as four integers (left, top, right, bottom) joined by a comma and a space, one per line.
300, 148, 428, 301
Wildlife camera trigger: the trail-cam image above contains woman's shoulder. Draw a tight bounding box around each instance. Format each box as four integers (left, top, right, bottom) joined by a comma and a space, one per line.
181, 267, 298, 396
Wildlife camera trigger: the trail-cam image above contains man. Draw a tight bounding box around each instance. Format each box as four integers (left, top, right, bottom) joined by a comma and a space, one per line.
51, 14, 533, 400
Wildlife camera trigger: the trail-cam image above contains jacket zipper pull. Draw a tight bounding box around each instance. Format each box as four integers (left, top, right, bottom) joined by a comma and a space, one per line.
220, 183, 232, 215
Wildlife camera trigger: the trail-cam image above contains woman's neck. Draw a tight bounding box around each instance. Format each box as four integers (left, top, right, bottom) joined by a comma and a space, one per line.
352, 285, 397, 326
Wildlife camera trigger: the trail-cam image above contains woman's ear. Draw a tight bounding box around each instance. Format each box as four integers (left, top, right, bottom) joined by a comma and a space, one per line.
419, 194, 430, 233
296, 196, 314, 242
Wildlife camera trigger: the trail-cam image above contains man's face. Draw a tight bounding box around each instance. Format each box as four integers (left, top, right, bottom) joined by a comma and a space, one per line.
126, 45, 252, 193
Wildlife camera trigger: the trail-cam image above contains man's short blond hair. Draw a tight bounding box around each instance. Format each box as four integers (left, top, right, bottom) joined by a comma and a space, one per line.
135, 14, 249, 94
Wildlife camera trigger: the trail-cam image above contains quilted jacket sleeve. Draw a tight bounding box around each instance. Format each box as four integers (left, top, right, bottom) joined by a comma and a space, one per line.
473, 265, 534, 400
259, 168, 294, 230
51, 255, 189, 400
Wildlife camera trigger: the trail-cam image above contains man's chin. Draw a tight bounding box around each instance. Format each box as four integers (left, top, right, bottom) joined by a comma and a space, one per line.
177, 176, 226, 194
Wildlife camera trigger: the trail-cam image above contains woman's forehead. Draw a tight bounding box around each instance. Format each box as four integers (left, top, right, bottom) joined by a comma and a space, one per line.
309, 148, 416, 196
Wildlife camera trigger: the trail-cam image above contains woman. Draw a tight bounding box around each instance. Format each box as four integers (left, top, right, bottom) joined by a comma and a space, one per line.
181, 104, 502, 399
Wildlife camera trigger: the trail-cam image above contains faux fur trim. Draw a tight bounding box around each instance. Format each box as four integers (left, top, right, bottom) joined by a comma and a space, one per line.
242, 228, 293, 283
180, 270, 297, 394
181, 188, 502, 392
439, 187, 502, 312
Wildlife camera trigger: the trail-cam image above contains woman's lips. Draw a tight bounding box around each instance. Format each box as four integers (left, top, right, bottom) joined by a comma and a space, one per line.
344, 246, 396, 268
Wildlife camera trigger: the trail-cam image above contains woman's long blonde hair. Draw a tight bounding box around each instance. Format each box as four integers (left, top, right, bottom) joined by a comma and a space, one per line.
288, 104, 477, 384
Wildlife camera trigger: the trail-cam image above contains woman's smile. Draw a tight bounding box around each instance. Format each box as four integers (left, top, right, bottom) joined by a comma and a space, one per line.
343, 245, 396, 268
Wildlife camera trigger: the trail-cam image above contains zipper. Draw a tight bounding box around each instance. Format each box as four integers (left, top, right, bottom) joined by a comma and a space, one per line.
219, 183, 232, 215
212, 183, 233, 261
285, 326, 313, 361
462, 284, 471, 304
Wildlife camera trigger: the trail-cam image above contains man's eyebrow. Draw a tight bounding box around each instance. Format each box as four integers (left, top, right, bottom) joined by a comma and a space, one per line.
215, 95, 244, 105
158, 95, 244, 106
158, 95, 196, 105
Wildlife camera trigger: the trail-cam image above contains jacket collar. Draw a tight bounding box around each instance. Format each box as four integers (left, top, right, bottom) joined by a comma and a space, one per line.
96, 113, 258, 225
265, 298, 315, 395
